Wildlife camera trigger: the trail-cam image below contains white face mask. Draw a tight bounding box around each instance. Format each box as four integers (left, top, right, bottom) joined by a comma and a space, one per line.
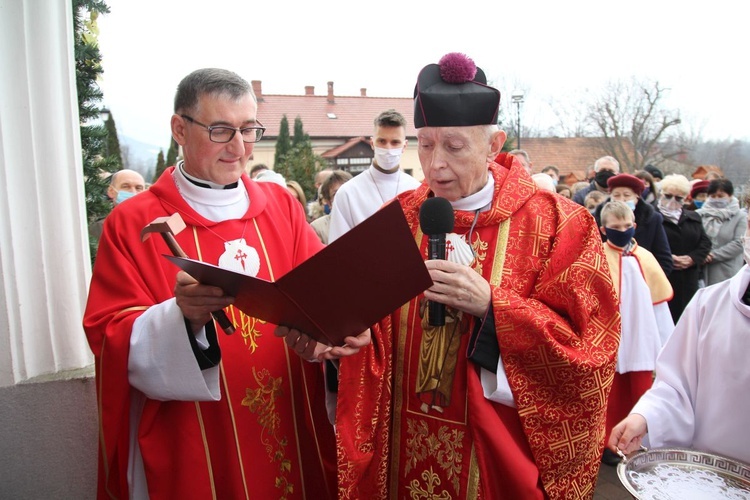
373, 147, 403, 171
706, 197, 730, 209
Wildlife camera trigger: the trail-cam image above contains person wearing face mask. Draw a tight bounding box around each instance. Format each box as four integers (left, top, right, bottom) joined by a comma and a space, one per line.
686, 179, 709, 210
593, 173, 674, 276
608, 216, 750, 466
540, 165, 559, 186
327, 109, 421, 242
657, 174, 712, 322
697, 178, 748, 286
599, 201, 674, 466
88, 168, 147, 244
572, 155, 619, 206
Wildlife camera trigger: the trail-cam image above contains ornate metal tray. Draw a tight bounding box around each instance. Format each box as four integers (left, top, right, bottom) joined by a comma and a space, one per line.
617, 447, 750, 499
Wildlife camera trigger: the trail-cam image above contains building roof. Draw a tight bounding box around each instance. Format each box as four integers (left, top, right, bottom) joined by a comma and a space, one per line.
320, 137, 368, 158
253, 81, 417, 138
520, 137, 634, 184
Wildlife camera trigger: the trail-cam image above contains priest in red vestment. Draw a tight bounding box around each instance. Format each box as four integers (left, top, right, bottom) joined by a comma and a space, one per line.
83, 69, 355, 499
331, 53, 621, 499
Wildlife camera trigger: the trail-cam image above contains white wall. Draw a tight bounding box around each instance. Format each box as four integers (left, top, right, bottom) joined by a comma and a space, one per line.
0, 1, 97, 497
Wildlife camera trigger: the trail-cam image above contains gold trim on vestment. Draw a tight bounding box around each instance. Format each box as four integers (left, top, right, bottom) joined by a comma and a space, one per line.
489, 218, 510, 287
112, 306, 148, 320
390, 303, 415, 495
194, 401, 218, 499
96, 336, 114, 500
193, 226, 249, 499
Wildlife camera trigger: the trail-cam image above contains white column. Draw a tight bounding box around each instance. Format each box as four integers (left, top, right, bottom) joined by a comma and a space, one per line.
0, 0, 94, 386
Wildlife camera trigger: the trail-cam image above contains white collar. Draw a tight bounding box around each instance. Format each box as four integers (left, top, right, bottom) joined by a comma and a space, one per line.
449, 174, 495, 212
173, 162, 248, 208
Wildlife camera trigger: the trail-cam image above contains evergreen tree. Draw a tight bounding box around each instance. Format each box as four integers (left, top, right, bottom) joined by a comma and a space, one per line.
166, 136, 179, 167
73, 0, 118, 260
273, 115, 323, 199
285, 139, 322, 201
274, 115, 292, 177
292, 116, 309, 148
104, 111, 123, 166
153, 149, 166, 183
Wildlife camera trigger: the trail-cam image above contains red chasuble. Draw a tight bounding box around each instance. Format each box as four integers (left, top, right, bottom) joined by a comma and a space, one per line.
336, 156, 621, 499
84, 167, 336, 499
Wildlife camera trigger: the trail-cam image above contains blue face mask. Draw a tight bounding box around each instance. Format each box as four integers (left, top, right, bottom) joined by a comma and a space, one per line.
624, 200, 637, 211
605, 227, 635, 248
323, 204, 331, 215
693, 200, 704, 209
116, 190, 136, 204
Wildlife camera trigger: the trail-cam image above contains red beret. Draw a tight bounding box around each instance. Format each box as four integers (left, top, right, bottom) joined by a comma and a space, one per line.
690, 180, 710, 199
607, 173, 645, 196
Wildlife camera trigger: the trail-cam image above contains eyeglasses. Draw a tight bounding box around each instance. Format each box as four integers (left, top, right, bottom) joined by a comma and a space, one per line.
181, 115, 265, 143
662, 193, 685, 203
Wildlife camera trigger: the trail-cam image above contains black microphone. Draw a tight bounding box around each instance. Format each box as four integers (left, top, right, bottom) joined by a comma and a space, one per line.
419, 197, 455, 326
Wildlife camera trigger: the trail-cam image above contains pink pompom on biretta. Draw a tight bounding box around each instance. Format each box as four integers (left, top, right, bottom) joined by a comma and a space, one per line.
438, 53, 477, 83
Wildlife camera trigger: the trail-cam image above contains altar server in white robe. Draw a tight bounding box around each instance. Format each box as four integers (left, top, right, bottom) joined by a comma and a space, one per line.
328, 109, 420, 242
609, 216, 750, 464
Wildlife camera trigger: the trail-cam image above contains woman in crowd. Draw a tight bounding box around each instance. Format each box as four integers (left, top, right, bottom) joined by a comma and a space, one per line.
635, 170, 659, 208
685, 179, 709, 210
658, 174, 712, 322
555, 183, 572, 199
697, 178, 748, 285
286, 179, 310, 222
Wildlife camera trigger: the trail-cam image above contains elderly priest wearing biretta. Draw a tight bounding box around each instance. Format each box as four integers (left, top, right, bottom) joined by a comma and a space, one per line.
332, 52, 620, 499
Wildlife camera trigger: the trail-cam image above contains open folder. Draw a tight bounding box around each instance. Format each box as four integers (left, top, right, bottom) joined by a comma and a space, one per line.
165, 200, 433, 346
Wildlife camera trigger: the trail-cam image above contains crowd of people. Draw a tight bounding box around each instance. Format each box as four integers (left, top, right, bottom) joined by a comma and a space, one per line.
83, 55, 749, 499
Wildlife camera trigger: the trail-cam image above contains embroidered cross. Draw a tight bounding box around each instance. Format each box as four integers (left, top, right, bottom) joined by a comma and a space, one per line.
234, 249, 248, 269
549, 420, 589, 460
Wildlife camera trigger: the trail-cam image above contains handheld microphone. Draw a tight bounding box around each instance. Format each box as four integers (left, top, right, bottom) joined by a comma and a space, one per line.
419, 197, 455, 326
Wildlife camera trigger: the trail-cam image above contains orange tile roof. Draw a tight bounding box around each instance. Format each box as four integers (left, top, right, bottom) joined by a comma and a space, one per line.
255, 82, 417, 138
519, 137, 634, 183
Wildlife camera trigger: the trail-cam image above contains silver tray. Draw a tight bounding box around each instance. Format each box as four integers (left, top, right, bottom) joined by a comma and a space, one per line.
617, 447, 750, 499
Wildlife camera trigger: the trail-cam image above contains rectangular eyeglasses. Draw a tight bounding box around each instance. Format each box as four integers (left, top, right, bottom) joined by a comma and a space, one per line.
181, 114, 265, 143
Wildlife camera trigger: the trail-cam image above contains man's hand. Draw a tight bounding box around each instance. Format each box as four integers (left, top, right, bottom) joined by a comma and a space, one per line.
174, 271, 234, 332
274, 326, 371, 362
608, 413, 648, 455
423, 259, 491, 317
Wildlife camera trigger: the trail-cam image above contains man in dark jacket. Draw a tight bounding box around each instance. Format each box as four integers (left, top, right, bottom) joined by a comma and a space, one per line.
573, 156, 619, 206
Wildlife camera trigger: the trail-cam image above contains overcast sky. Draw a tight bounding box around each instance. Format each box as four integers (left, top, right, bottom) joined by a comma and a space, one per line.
96, 0, 748, 152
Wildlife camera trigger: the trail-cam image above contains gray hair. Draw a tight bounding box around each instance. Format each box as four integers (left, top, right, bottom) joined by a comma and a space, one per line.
174, 68, 254, 114
594, 155, 620, 173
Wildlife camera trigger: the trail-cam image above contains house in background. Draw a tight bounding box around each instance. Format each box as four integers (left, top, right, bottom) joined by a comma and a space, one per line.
250, 81, 423, 179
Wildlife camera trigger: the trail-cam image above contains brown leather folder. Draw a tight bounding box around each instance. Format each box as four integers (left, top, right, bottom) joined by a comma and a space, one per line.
165, 200, 432, 346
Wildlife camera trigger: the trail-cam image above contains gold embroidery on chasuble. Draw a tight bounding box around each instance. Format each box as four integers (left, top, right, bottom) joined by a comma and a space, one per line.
241, 368, 293, 497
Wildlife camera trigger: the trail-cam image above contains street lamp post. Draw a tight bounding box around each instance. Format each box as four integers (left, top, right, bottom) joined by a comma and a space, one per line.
511, 91, 524, 149
99, 107, 111, 157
